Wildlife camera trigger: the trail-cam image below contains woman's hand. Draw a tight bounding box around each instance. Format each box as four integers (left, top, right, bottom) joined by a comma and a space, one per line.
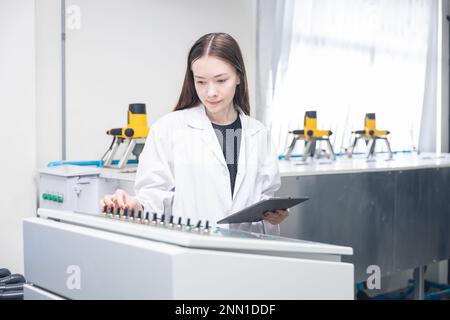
100, 189, 143, 216
263, 210, 289, 225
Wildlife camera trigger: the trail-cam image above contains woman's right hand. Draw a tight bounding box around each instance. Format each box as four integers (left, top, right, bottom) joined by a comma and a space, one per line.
100, 189, 143, 215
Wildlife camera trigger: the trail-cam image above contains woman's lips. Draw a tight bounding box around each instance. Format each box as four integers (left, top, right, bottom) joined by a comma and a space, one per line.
207, 100, 222, 105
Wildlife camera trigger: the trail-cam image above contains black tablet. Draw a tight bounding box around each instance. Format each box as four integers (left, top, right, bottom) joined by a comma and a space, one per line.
217, 197, 309, 224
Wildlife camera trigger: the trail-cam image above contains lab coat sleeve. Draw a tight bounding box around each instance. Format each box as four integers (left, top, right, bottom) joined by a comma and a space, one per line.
134, 120, 175, 216
253, 129, 282, 235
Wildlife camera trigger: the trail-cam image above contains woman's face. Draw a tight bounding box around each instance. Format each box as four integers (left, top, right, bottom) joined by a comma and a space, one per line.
191, 55, 240, 115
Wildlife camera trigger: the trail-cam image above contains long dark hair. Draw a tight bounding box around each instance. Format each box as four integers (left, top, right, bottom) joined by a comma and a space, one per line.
174, 33, 250, 115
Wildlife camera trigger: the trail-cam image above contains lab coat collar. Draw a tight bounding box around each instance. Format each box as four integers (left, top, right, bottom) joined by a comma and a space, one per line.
185, 104, 262, 136
185, 104, 261, 200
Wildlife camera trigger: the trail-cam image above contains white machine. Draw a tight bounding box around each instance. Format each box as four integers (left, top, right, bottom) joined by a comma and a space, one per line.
23, 208, 354, 300
38, 165, 120, 215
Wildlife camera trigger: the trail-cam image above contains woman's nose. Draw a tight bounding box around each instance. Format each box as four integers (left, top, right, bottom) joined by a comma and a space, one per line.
207, 83, 218, 97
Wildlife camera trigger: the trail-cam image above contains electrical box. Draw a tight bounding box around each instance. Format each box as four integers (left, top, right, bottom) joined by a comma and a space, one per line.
38, 165, 119, 215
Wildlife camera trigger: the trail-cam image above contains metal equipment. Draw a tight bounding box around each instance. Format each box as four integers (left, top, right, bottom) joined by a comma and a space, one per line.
101, 103, 150, 169
23, 208, 354, 300
38, 165, 119, 215
285, 111, 336, 161
348, 113, 393, 160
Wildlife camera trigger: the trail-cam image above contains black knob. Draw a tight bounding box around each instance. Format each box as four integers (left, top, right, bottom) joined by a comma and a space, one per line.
196, 220, 202, 228
145, 212, 149, 220
170, 216, 174, 224
205, 221, 210, 230
116, 208, 121, 215
0, 283, 24, 292
187, 218, 191, 226
123, 208, 128, 217
103, 205, 107, 213
0, 290, 24, 300
109, 206, 114, 214
137, 211, 142, 220
178, 217, 182, 225
152, 213, 157, 222
0, 274, 25, 285
0, 269, 11, 279
161, 214, 165, 223
130, 209, 135, 218
125, 128, 134, 137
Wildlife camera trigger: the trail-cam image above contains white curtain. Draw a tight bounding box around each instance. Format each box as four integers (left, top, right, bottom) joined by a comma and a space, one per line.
258, 0, 438, 156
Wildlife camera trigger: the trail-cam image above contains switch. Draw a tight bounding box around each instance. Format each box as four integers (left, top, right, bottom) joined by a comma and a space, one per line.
176, 217, 183, 230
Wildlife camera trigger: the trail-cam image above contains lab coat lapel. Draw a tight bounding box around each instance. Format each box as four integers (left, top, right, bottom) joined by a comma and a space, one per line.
185, 105, 228, 168
202, 127, 228, 168
232, 112, 259, 199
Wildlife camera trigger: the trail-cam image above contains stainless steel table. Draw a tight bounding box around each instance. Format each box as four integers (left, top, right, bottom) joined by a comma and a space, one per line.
276, 152, 450, 299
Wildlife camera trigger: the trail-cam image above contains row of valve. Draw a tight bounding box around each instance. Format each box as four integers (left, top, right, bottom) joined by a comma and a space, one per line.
101, 206, 212, 234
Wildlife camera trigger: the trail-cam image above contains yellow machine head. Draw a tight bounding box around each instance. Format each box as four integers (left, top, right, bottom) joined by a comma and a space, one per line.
290, 111, 332, 140
102, 103, 150, 169
107, 103, 150, 139
358, 113, 389, 138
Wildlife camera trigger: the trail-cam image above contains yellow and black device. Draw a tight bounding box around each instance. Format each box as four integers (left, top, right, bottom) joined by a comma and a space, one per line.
349, 113, 393, 160
285, 111, 336, 161
101, 103, 150, 169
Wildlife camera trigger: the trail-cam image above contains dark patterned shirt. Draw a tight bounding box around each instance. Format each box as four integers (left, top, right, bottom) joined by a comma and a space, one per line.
212, 116, 242, 197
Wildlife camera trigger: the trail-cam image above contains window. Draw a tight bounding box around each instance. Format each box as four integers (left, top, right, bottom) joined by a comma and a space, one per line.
267, 0, 436, 156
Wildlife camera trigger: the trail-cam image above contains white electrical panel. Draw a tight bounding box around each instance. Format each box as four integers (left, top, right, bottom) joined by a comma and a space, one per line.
38, 165, 119, 215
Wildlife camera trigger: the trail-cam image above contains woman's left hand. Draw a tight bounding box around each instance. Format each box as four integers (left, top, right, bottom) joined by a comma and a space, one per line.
263, 210, 289, 225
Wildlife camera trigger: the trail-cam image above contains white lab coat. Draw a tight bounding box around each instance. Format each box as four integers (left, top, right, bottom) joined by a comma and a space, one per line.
134, 104, 281, 235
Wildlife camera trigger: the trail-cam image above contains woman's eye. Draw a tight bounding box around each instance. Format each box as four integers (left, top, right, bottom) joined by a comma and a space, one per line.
217, 79, 227, 83
196, 81, 206, 85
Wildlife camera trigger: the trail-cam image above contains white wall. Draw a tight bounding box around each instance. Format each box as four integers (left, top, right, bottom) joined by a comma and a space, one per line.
442, 0, 450, 153
36, 0, 62, 167
64, 0, 257, 161
0, 0, 256, 274
0, 0, 256, 276
0, 0, 36, 274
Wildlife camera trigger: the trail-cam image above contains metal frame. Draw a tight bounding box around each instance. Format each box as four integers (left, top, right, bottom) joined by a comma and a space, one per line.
277, 167, 450, 299
61, 0, 66, 160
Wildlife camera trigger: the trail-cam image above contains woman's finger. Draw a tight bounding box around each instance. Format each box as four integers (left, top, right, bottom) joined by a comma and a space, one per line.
264, 211, 276, 217
115, 191, 127, 210
103, 195, 115, 209
279, 210, 289, 217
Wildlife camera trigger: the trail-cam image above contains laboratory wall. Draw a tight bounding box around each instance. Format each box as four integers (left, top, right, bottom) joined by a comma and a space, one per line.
64, 0, 257, 161
442, 0, 450, 152
1, 0, 256, 274
1, 0, 449, 289
0, 0, 36, 274
35, 0, 63, 168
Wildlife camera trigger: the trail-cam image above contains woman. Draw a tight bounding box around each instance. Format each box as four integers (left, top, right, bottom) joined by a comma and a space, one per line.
101, 33, 288, 234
